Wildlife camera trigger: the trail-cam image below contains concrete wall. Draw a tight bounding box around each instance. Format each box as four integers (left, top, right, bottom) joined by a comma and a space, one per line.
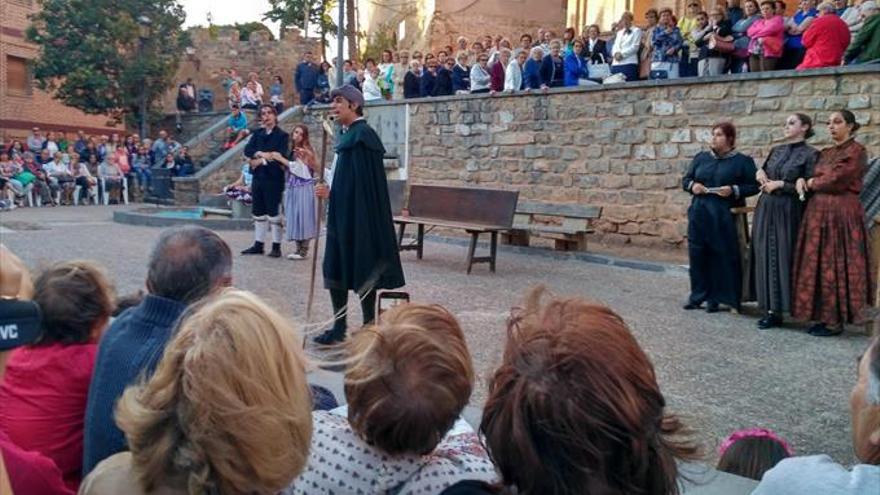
161, 27, 322, 114
396, 66, 879, 248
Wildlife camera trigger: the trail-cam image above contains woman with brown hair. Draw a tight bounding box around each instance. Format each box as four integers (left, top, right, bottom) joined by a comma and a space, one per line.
640, 9, 661, 78
270, 124, 317, 260
288, 303, 496, 493
479, 287, 700, 495
751, 114, 818, 329
682, 122, 759, 312
79, 290, 314, 494
791, 110, 873, 337
0, 261, 115, 491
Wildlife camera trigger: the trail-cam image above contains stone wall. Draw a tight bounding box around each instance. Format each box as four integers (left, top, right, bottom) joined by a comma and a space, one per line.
401, 66, 880, 248
161, 27, 322, 114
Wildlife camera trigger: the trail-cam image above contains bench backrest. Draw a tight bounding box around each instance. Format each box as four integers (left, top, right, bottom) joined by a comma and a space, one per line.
408, 185, 519, 227
388, 179, 406, 216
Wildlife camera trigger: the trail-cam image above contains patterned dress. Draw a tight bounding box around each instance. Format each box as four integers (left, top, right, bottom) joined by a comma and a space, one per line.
792, 138, 873, 325
751, 142, 818, 314
286, 410, 498, 494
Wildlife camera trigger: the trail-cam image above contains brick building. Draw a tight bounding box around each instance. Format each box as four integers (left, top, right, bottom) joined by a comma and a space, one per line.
0, 0, 121, 142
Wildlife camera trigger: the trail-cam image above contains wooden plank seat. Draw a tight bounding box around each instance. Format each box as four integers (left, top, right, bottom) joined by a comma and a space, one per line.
502, 201, 602, 251
393, 184, 519, 274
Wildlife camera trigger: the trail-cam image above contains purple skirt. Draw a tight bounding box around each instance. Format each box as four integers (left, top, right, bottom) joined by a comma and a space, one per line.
284, 180, 317, 241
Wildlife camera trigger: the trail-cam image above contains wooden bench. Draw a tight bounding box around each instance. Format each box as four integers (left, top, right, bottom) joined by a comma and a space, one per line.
393, 185, 519, 274
501, 201, 602, 251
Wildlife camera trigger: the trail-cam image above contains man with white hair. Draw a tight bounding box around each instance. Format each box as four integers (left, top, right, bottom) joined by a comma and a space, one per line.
797, 0, 852, 68
845, 0, 880, 62
752, 336, 880, 494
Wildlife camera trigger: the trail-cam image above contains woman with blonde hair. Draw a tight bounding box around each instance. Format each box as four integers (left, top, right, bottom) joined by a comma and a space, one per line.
287, 303, 497, 493
79, 290, 314, 495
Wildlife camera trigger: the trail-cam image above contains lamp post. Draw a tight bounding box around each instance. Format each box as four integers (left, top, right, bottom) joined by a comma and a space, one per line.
137, 15, 152, 140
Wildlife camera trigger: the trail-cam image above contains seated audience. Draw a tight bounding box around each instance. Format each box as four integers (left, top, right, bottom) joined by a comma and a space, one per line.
845, 1, 880, 63
452, 52, 471, 93
129, 146, 151, 193
23, 152, 55, 206
79, 290, 314, 495
240, 80, 262, 110
98, 157, 124, 203
82, 226, 233, 475
287, 303, 497, 493
0, 246, 74, 495
72, 153, 98, 202
716, 427, 792, 480
270, 75, 285, 112
0, 261, 115, 490
479, 287, 700, 494
224, 104, 250, 150
752, 336, 880, 493
43, 151, 75, 203
224, 162, 253, 204
173, 146, 194, 177
797, 1, 852, 69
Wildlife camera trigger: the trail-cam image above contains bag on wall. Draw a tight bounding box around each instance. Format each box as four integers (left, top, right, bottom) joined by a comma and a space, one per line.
588, 54, 612, 80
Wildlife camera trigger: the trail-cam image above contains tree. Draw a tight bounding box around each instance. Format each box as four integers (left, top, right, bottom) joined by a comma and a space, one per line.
26, 0, 188, 127
264, 0, 338, 58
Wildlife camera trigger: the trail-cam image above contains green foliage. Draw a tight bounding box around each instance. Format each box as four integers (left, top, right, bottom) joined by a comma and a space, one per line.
212, 22, 275, 41
26, 0, 188, 125
264, 0, 337, 44
360, 22, 398, 62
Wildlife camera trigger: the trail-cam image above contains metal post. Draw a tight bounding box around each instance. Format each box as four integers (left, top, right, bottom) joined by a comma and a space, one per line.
137, 16, 152, 139
336, 0, 345, 87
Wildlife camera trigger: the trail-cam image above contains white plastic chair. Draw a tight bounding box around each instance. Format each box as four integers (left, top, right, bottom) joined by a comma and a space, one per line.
74, 184, 99, 205
99, 177, 129, 205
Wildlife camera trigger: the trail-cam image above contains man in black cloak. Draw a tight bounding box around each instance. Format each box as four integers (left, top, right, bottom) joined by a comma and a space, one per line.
313, 85, 405, 345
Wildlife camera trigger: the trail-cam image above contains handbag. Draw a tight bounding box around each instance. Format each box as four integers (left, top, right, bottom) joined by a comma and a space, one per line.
708, 34, 735, 54
650, 61, 673, 79
588, 54, 612, 80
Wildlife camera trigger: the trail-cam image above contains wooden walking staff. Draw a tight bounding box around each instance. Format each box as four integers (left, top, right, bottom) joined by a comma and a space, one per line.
305, 116, 336, 327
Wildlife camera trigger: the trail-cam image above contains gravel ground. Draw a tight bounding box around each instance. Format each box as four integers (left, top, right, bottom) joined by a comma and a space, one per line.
1, 204, 870, 465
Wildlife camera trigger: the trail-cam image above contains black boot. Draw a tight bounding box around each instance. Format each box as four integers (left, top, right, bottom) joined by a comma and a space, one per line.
757, 312, 783, 329
241, 241, 264, 255
313, 326, 346, 345
313, 289, 348, 345
267, 242, 282, 258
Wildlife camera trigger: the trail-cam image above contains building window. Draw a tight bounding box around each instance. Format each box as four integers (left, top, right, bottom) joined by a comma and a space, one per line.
6, 56, 32, 96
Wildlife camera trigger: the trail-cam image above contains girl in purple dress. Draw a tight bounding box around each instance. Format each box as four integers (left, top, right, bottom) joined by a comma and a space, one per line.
274, 124, 317, 259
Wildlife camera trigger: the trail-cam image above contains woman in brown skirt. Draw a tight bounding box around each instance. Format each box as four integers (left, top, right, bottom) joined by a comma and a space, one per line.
791, 110, 873, 337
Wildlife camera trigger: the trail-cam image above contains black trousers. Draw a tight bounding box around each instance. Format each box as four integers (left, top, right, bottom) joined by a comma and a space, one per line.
251, 179, 283, 217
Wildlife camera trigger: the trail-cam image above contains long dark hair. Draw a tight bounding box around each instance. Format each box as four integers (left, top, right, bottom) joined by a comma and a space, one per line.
717, 436, 790, 480
835, 109, 861, 133
793, 113, 815, 139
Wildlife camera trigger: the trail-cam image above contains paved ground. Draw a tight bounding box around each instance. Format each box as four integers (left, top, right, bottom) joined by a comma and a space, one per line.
0, 204, 871, 465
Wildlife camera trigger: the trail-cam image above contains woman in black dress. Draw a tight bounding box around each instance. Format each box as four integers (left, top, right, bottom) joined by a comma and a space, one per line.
751, 114, 818, 329
682, 122, 759, 312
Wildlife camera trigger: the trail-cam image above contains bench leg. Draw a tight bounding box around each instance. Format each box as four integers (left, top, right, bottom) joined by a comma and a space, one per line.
466, 231, 479, 275
397, 222, 406, 249
489, 231, 498, 273
417, 224, 425, 260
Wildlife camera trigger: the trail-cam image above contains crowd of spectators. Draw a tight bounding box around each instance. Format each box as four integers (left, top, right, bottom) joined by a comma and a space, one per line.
1, 225, 879, 494
0, 127, 195, 209
275, 0, 878, 103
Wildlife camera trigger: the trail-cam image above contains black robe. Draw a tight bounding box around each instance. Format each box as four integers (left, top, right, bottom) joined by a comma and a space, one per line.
323, 119, 405, 292
750, 142, 818, 313
682, 150, 759, 309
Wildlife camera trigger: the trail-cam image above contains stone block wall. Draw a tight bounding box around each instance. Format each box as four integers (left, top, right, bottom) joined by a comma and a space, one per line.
161, 27, 322, 114
404, 67, 880, 248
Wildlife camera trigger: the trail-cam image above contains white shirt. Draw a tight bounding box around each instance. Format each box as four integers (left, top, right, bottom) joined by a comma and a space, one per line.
752, 455, 880, 495
470, 64, 491, 91
611, 26, 643, 65
504, 59, 523, 91
362, 74, 383, 101
43, 160, 69, 176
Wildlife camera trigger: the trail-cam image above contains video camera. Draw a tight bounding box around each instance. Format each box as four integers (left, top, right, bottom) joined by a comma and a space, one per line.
0, 299, 42, 351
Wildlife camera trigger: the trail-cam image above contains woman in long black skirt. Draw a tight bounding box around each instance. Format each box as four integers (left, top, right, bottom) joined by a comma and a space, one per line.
751, 114, 818, 329
682, 122, 759, 312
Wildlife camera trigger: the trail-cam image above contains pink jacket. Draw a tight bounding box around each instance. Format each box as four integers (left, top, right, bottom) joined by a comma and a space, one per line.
747, 16, 785, 58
